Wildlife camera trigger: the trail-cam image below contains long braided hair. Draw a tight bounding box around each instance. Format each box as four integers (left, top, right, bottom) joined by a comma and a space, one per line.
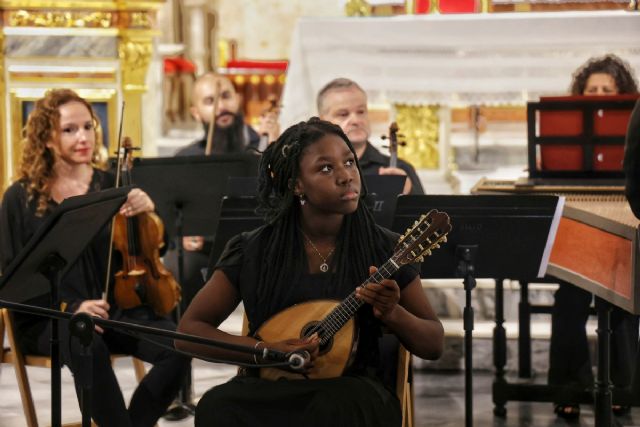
255, 117, 394, 312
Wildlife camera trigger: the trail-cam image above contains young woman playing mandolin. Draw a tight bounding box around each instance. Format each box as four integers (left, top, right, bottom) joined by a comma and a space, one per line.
0, 88, 190, 427
177, 117, 444, 427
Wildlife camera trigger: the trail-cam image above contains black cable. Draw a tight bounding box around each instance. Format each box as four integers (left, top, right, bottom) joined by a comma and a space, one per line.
109, 324, 291, 370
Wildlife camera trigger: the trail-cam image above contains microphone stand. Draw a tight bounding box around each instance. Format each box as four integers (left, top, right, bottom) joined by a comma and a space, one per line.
163, 205, 197, 420
39, 253, 66, 427
0, 298, 296, 426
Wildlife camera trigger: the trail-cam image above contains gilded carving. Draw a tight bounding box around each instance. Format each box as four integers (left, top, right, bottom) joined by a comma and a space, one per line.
345, 0, 372, 16
118, 35, 153, 90
130, 11, 151, 28
121, 11, 153, 29
394, 104, 440, 169
8, 10, 114, 28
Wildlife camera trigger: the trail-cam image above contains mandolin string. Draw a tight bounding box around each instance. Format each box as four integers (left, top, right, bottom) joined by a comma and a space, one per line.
308, 260, 399, 343
321, 263, 394, 336
303, 214, 447, 343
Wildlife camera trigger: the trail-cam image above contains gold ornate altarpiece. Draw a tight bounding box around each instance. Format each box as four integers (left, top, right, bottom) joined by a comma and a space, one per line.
0, 0, 165, 191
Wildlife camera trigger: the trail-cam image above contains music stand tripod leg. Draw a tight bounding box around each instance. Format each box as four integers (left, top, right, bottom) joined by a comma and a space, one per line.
69, 313, 95, 427
39, 253, 67, 427
456, 245, 477, 427
164, 206, 196, 420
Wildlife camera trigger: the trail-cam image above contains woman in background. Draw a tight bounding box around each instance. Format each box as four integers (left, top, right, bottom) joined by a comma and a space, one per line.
549, 54, 639, 419
0, 88, 190, 426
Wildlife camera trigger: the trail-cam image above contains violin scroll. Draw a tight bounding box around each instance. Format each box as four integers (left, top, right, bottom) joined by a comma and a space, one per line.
381, 122, 406, 169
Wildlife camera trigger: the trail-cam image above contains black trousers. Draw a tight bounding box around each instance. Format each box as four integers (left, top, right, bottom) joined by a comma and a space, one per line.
22, 306, 191, 427
195, 375, 401, 427
549, 282, 639, 395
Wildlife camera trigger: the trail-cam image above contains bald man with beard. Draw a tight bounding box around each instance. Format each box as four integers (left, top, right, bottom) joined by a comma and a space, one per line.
169, 73, 279, 306
176, 73, 278, 156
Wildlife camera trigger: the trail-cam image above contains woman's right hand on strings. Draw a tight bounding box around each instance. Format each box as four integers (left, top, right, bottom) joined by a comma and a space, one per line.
75, 299, 110, 333
261, 333, 320, 372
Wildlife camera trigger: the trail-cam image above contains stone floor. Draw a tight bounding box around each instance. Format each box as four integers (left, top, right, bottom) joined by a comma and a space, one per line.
2, 358, 640, 426
1, 302, 636, 427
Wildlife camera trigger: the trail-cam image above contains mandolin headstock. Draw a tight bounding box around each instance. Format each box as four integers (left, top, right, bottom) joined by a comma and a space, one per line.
392, 210, 451, 266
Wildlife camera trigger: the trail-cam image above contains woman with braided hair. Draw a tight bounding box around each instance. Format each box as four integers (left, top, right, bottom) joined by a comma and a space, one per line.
177, 117, 444, 426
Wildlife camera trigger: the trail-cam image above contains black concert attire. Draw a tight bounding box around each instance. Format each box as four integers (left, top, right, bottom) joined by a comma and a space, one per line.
195, 225, 419, 427
359, 142, 425, 195
548, 98, 640, 398
624, 98, 640, 217
164, 118, 260, 307
549, 283, 638, 390
0, 169, 190, 427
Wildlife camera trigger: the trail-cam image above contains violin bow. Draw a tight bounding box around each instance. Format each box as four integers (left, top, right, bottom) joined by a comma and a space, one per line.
102, 101, 126, 302
204, 80, 221, 155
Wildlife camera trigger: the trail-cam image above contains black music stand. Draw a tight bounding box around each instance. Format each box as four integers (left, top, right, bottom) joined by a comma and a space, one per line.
0, 187, 130, 427
392, 194, 564, 427
223, 174, 404, 229
127, 153, 259, 418
363, 175, 405, 228
206, 197, 264, 279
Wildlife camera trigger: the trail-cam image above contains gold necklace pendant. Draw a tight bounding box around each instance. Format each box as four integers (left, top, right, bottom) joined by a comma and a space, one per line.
301, 230, 335, 273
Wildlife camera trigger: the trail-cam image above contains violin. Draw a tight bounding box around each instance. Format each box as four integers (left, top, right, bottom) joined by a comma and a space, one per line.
381, 121, 405, 168
110, 137, 181, 315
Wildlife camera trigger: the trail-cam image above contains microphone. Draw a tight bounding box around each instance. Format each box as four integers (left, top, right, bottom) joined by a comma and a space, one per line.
286, 350, 310, 371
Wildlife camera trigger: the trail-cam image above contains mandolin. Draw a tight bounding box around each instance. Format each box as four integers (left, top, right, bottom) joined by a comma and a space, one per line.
256, 209, 451, 380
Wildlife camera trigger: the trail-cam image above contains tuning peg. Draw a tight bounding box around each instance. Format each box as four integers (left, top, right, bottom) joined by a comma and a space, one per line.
433, 244, 440, 249
441, 236, 447, 243
425, 250, 432, 256
417, 256, 424, 262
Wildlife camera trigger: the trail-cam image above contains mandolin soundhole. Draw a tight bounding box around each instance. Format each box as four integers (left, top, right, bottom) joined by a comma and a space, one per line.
301, 321, 333, 355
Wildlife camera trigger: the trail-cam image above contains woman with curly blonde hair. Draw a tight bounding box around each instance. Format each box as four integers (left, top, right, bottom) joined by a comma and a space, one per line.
0, 88, 190, 426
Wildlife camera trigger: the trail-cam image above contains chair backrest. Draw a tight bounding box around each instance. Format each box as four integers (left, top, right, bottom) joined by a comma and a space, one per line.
1, 308, 45, 426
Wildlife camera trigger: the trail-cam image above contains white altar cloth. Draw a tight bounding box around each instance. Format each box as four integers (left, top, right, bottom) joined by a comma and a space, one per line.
280, 10, 640, 127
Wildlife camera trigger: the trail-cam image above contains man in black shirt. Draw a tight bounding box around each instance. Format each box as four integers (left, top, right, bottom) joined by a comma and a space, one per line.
175, 72, 279, 156
169, 72, 280, 304
317, 78, 424, 195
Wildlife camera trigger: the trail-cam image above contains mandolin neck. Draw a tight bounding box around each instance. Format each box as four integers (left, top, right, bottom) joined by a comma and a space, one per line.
315, 258, 399, 345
